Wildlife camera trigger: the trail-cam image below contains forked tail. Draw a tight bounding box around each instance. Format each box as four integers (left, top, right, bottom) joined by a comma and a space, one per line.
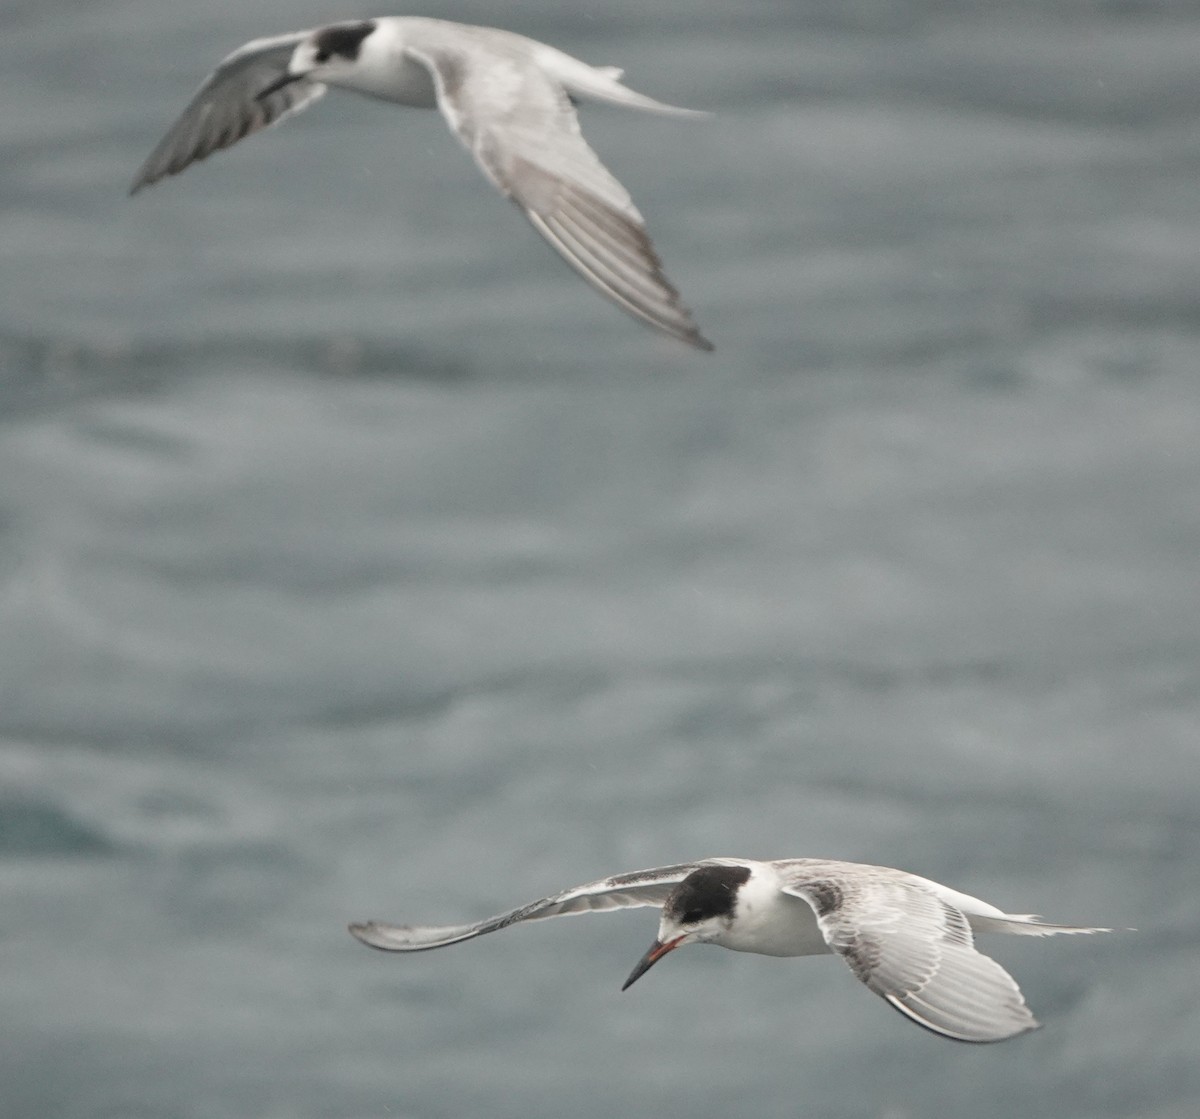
971, 912, 1115, 937
535, 47, 710, 117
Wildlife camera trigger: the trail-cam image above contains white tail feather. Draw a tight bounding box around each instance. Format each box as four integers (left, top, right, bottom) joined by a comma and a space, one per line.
535, 47, 709, 117
972, 913, 1114, 937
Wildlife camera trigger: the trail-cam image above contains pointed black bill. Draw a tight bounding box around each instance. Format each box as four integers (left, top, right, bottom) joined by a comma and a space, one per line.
256, 71, 303, 101
621, 936, 683, 991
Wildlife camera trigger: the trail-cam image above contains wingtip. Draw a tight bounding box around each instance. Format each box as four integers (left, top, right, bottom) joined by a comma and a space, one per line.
349, 919, 428, 951
348, 921, 381, 946
128, 168, 160, 196
674, 314, 714, 352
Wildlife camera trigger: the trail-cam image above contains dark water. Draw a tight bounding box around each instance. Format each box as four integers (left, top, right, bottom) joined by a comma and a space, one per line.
3, 2, 1199, 1116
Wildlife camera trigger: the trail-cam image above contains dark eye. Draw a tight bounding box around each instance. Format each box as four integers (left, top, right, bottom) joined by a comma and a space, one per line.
683, 910, 704, 924
314, 50, 329, 63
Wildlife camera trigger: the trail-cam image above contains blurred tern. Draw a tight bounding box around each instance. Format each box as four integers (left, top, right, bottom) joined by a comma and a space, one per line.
130, 16, 712, 350
350, 857, 1112, 1043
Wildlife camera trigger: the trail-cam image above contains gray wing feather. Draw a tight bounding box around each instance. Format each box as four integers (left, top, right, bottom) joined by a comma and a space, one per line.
349, 863, 697, 952
404, 42, 712, 351
130, 32, 323, 194
782, 872, 1040, 1043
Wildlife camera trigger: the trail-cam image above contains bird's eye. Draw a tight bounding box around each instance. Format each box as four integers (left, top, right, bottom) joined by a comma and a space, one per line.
314, 50, 329, 63
683, 910, 704, 924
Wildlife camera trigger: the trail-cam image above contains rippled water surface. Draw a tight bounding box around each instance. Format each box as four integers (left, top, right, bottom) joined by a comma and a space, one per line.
3, 2, 1199, 1117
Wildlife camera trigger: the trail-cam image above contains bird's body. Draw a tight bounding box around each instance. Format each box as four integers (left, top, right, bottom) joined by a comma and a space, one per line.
350, 857, 1111, 1043
131, 17, 712, 349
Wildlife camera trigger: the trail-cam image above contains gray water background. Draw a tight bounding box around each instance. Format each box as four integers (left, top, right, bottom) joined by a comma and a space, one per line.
2, 1, 1199, 1116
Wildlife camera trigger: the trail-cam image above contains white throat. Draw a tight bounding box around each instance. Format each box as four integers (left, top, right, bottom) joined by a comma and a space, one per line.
322, 29, 438, 107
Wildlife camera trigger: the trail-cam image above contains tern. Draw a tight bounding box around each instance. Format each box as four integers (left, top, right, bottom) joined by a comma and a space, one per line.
130, 17, 712, 349
350, 857, 1112, 1042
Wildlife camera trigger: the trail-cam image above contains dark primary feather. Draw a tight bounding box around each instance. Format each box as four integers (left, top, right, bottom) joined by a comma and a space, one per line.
129, 33, 323, 194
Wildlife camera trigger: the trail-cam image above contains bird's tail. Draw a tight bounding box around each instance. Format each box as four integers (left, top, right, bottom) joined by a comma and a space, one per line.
970, 912, 1115, 937
535, 47, 710, 117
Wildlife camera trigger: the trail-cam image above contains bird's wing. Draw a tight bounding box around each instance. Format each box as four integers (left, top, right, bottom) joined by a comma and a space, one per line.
779, 867, 1040, 1042
130, 31, 323, 193
402, 40, 712, 350
350, 863, 698, 952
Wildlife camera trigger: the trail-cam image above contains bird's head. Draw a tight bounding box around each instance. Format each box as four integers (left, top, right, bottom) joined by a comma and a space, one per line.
258, 21, 379, 98
622, 864, 751, 990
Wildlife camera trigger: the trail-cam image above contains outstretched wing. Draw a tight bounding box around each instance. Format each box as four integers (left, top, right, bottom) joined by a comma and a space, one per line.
780, 869, 1040, 1043
130, 31, 322, 193
350, 863, 697, 952
403, 40, 712, 350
